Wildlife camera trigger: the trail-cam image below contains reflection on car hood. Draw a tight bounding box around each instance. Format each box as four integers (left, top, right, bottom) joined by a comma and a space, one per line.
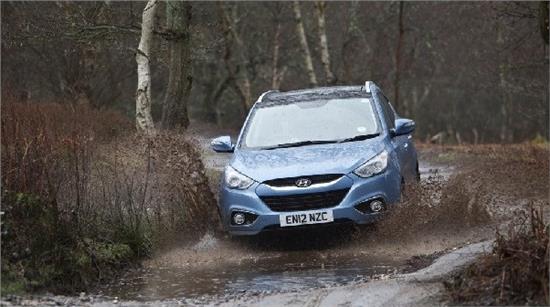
230, 138, 385, 182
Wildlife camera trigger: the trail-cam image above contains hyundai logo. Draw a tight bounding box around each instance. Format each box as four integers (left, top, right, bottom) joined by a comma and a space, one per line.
295, 178, 312, 188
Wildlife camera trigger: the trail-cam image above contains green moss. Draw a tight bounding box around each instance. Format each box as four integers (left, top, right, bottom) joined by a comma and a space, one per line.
1, 191, 150, 293
93, 241, 134, 264
114, 224, 152, 258
1, 279, 26, 296
1, 263, 26, 295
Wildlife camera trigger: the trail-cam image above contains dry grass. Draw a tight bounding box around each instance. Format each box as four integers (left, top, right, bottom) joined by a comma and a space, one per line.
1, 100, 216, 293
444, 206, 549, 305
92, 133, 218, 245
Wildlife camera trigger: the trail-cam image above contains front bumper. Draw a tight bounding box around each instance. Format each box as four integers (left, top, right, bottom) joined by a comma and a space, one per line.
218, 168, 401, 235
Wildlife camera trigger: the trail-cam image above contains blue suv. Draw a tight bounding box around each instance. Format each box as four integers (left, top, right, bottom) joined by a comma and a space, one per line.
211, 82, 419, 235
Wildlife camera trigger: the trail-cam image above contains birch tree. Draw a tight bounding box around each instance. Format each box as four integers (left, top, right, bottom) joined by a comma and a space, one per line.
315, 1, 335, 85
135, 0, 158, 134
161, 1, 193, 130
293, 1, 318, 87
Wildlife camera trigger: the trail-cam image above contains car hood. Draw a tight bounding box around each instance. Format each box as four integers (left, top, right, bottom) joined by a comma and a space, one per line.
230, 138, 385, 182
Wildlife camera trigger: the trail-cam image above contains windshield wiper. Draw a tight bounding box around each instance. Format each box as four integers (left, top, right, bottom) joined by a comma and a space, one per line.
263, 140, 339, 150
337, 133, 380, 143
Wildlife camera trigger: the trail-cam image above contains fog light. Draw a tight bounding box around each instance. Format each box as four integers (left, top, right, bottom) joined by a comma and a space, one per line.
233, 213, 246, 225
370, 200, 384, 212
354, 198, 386, 214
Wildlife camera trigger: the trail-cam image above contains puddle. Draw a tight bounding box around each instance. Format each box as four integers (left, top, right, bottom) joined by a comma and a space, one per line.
96, 251, 402, 302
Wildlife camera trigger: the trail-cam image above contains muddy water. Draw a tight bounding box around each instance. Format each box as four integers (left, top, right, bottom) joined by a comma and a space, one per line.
97, 242, 402, 302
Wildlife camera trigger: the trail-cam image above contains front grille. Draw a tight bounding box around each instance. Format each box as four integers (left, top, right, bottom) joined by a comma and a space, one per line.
263, 174, 343, 187
260, 188, 349, 212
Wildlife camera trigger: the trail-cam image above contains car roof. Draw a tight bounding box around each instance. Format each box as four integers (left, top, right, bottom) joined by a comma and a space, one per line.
258, 85, 372, 107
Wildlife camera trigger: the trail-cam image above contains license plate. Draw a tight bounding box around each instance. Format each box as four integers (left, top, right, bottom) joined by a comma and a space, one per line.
279, 209, 334, 227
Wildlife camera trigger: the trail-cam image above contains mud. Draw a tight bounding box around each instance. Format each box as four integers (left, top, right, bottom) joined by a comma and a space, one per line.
96, 241, 400, 302
94, 226, 489, 304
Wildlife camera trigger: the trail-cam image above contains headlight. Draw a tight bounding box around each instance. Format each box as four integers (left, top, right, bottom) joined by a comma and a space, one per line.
224, 166, 254, 189
353, 150, 388, 178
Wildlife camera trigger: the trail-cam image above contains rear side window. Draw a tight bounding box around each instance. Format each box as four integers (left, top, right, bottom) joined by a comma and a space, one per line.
376, 92, 395, 129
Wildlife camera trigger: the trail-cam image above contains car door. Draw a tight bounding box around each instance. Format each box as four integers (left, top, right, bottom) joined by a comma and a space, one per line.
387, 97, 416, 180
375, 91, 410, 179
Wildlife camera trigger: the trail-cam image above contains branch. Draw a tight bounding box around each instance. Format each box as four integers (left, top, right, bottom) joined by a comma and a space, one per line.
67, 24, 187, 41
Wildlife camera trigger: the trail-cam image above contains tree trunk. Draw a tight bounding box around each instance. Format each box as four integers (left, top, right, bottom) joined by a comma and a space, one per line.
271, 18, 286, 89
393, 1, 404, 113
540, 1, 549, 45
497, 18, 512, 143
342, 1, 361, 84
161, 1, 193, 130
219, 4, 253, 112
135, 0, 158, 134
315, 1, 335, 85
293, 1, 318, 87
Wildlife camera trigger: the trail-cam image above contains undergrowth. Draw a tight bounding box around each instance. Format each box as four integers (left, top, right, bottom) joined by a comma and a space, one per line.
444, 206, 549, 305
1, 100, 216, 294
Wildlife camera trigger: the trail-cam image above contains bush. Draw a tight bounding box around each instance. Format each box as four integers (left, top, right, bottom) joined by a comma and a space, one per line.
1, 101, 217, 294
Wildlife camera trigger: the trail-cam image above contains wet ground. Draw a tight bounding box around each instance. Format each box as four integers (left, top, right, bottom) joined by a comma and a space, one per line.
93, 221, 470, 304
96, 245, 402, 303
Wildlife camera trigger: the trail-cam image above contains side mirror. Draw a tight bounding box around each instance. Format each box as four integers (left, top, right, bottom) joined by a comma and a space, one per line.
211, 136, 234, 152
392, 118, 415, 136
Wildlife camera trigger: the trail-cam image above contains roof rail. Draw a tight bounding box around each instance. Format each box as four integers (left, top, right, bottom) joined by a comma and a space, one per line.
257, 90, 279, 102
364, 81, 373, 93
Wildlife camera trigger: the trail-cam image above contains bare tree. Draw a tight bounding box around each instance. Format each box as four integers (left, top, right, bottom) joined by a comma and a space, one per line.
497, 17, 512, 143
135, 0, 158, 134
161, 1, 193, 130
271, 3, 287, 89
540, 1, 549, 45
293, 1, 318, 87
342, 1, 363, 83
393, 1, 404, 112
4, 2, 548, 143
220, 3, 253, 112
315, 1, 335, 85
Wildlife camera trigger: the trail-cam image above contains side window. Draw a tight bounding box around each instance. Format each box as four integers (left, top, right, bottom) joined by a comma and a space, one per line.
376, 92, 395, 129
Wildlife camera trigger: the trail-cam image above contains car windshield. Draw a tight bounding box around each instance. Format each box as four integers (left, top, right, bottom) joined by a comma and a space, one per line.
241, 98, 379, 149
